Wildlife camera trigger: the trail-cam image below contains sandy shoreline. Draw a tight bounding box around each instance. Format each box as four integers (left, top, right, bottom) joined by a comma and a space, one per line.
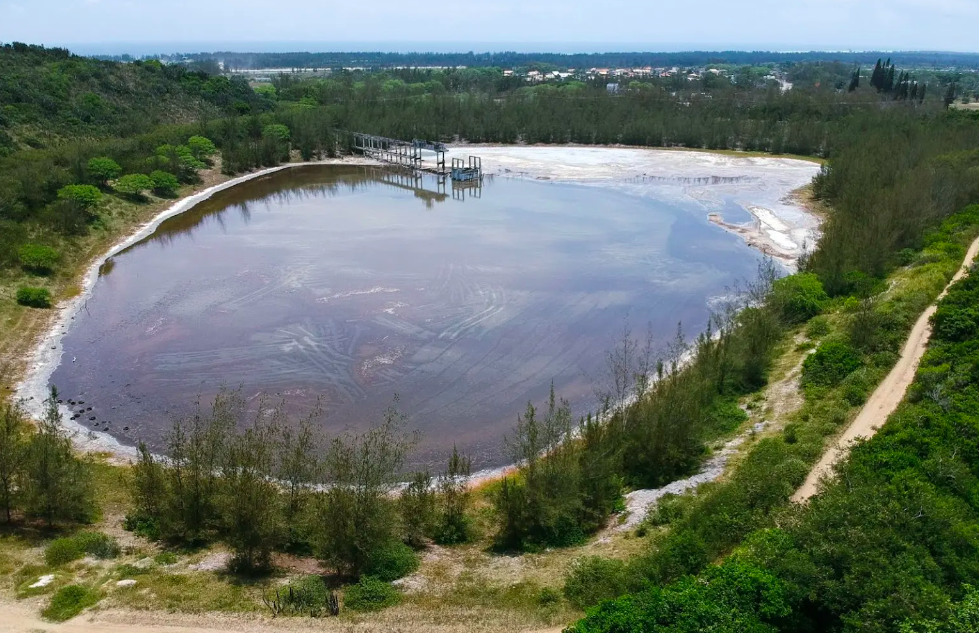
13, 146, 819, 471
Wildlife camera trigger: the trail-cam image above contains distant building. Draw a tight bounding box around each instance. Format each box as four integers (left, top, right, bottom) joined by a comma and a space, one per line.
607, 83, 620, 94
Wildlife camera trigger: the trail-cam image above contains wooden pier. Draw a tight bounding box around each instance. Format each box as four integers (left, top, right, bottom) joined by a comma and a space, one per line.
349, 132, 482, 183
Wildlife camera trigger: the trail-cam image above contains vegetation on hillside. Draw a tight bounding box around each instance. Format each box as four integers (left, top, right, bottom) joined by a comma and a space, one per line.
1, 43, 979, 628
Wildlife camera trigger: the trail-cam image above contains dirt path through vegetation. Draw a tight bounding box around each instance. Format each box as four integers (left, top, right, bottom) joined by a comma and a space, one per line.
792, 234, 979, 502
0, 597, 568, 633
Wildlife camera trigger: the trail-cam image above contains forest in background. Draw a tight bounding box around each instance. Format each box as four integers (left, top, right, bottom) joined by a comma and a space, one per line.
1, 43, 979, 630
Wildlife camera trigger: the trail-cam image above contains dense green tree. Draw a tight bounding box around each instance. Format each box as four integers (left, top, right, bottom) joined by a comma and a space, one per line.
86, 157, 121, 187
313, 404, 416, 578
114, 173, 154, 199
0, 403, 27, 522
56, 184, 101, 210
17, 243, 60, 274
23, 388, 95, 526
772, 273, 828, 324
275, 414, 320, 553
187, 135, 217, 162
434, 446, 473, 545
220, 409, 282, 572
149, 170, 180, 197
399, 470, 435, 548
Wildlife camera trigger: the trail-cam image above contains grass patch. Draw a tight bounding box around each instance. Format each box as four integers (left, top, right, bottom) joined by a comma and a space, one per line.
42, 584, 100, 621
344, 576, 400, 612
108, 568, 263, 613
45, 531, 120, 566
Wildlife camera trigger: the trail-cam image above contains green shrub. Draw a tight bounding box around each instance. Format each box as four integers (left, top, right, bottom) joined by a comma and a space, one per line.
563, 556, 632, 610
841, 270, 886, 297
772, 458, 809, 489
802, 341, 862, 387
149, 170, 180, 197
16, 286, 52, 308
45, 538, 84, 566
783, 423, 799, 444
45, 532, 119, 566
73, 532, 120, 559
933, 301, 979, 343
187, 136, 217, 161
806, 315, 831, 339
364, 540, 419, 582
114, 173, 154, 198
344, 576, 400, 612
56, 184, 102, 210
897, 248, 917, 266
86, 157, 121, 186
538, 586, 562, 606
0, 219, 28, 268
569, 560, 790, 633
154, 552, 178, 565
42, 584, 99, 621
262, 124, 291, 142
647, 493, 688, 527
773, 273, 828, 323
123, 512, 160, 541
705, 398, 748, 433
276, 575, 330, 616
18, 244, 60, 274
840, 369, 872, 406
115, 563, 152, 577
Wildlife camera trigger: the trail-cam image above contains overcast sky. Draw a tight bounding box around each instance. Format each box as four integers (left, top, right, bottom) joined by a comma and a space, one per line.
2, 0, 978, 54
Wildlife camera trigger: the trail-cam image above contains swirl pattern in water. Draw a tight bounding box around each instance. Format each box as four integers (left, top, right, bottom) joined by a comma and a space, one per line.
52, 165, 761, 468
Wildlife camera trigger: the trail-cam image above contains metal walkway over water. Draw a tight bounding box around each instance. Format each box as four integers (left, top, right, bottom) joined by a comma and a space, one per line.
349, 132, 483, 184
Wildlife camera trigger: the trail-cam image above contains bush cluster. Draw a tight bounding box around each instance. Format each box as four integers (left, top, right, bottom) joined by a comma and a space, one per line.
16, 286, 51, 308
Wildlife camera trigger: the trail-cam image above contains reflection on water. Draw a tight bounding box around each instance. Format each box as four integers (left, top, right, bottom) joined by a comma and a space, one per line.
55, 165, 760, 469
106, 166, 476, 271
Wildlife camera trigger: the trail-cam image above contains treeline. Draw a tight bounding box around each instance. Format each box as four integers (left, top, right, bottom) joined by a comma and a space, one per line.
0, 390, 96, 527
572, 209, 979, 632
125, 390, 473, 577
807, 109, 979, 294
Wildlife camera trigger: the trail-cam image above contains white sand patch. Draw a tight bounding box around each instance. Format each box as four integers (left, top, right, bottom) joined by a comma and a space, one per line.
749, 205, 790, 232
317, 286, 399, 303
766, 229, 798, 251
440, 146, 821, 268
617, 421, 769, 531
29, 575, 55, 589
188, 552, 231, 572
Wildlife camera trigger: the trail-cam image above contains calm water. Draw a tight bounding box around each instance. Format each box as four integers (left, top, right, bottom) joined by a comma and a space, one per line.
53, 165, 760, 468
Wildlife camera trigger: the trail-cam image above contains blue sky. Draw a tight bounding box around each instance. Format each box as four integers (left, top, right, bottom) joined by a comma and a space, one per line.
2, 0, 978, 53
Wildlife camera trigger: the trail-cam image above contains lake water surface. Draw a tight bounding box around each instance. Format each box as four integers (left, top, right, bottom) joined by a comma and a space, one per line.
52, 165, 761, 468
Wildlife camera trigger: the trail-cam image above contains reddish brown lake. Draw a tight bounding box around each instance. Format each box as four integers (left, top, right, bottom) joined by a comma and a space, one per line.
52, 165, 761, 468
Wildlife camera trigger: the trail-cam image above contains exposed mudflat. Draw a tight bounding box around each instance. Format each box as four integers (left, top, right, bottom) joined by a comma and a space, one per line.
458, 146, 821, 267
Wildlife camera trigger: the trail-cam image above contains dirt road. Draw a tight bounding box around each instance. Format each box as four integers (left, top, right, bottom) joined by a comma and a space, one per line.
792, 234, 979, 502
0, 597, 568, 633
